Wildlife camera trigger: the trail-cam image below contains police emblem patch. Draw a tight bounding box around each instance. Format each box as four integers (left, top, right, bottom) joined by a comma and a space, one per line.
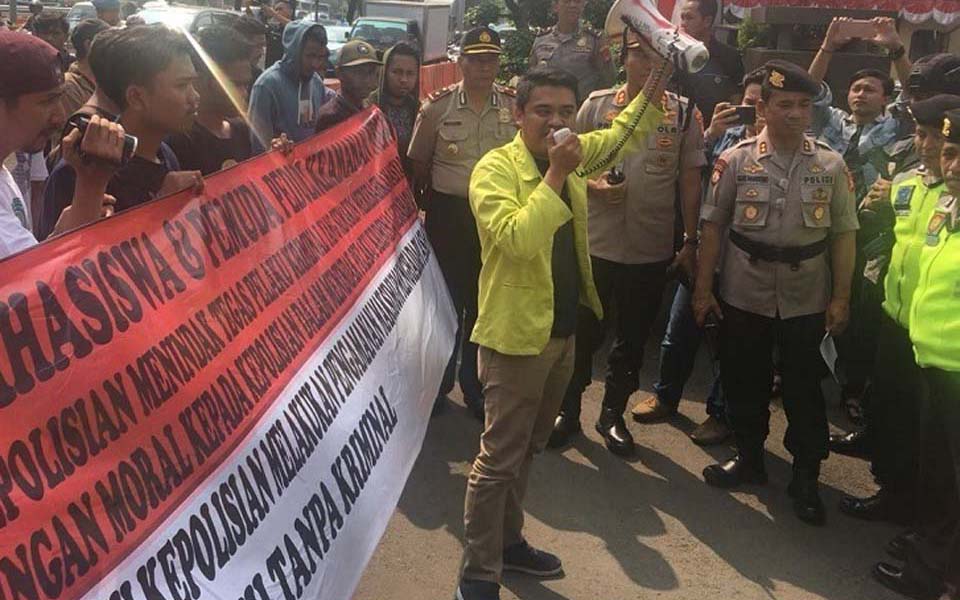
711, 158, 728, 184
743, 163, 765, 175
744, 205, 759, 221
814, 205, 826, 221
809, 164, 824, 173
769, 70, 785, 88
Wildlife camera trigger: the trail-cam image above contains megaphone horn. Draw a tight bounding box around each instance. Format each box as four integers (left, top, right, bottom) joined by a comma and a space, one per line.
605, 0, 710, 73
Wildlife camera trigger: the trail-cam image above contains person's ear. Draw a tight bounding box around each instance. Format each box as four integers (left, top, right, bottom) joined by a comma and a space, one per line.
125, 84, 147, 112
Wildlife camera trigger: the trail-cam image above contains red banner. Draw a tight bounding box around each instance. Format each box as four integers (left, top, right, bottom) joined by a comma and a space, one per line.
0, 108, 447, 600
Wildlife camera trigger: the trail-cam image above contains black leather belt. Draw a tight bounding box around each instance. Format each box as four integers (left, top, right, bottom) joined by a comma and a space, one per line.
729, 229, 828, 269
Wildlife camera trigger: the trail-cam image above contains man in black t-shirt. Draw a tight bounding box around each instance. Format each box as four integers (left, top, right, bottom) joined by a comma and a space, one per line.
40, 25, 203, 239
167, 26, 254, 175
676, 0, 743, 124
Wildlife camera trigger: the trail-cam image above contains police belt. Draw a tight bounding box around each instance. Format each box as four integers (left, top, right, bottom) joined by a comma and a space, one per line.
729, 230, 828, 268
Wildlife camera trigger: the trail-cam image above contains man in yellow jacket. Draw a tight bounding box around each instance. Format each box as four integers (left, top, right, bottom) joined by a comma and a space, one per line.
456, 63, 671, 600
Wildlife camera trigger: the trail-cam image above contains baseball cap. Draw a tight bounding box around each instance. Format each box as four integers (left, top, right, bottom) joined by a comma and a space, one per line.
337, 39, 381, 68
0, 31, 63, 99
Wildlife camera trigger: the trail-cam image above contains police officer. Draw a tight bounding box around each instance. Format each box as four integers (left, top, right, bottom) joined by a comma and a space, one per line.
694, 60, 858, 526
872, 108, 960, 600
831, 54, 960, 458
548, 28, 705, 454
407, 27, 517, 418
838, 95, 960, 525
529, 0, 615, 102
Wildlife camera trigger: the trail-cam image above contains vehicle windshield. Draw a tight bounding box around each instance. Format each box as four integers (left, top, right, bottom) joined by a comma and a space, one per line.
136, 8, 196, 30
351, 19, 408, 46
326, 25, 350, 42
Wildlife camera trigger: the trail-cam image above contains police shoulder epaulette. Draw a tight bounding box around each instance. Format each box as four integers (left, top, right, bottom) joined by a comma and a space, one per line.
814, 139, 834, 150
587, 87, 617, 101
495, 83, 516, 97
426, 84, 457, 104
533, 26, 550, 37
731, 137, 757, 150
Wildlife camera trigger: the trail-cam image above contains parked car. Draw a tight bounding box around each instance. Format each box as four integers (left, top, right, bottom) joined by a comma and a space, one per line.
134, 5, 240, 33
65, 1, 96, 30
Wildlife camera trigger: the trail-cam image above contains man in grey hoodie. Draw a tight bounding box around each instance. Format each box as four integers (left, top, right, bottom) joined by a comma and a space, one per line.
248, 20, 335, 153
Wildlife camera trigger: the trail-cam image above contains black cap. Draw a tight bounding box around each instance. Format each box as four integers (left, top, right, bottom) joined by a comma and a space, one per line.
909, 53, 960, 97
762, 60, 819, 96
911, 95, 960, 127
942, 109, 960, 144
460, 27, 501, 55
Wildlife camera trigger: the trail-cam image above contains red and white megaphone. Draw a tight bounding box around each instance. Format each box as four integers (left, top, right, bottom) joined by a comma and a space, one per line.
605, 0, 710, 73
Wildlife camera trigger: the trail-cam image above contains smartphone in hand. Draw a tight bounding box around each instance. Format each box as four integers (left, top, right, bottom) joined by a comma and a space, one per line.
842, 19, 875, 40
732, 105, 756, 126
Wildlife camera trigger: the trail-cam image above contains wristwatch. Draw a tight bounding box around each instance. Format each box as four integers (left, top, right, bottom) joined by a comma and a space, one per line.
889, 45, 906, 60
683, 233, 700, 247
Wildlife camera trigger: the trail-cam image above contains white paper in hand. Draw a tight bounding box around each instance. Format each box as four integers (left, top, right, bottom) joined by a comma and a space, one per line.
552, 127, 573, 144
820, 332, 840, 383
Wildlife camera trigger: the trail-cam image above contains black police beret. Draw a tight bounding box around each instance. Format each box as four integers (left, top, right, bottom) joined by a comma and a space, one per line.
911, 95, 960, 127
909, 53, 960, 97
762, 60, 819, 96
461, 27, 501, 55
942, 108, 960, 144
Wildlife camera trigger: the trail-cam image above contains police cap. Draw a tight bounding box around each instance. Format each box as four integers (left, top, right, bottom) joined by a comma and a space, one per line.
762, 60, 819, 96
909, 54, 960, 97
942, 109, 960, 145
460, 27, 501, 55
911, 95, 960, 127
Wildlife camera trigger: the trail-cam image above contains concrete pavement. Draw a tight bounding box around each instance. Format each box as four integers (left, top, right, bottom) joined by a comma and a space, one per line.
354, 326, 904, 600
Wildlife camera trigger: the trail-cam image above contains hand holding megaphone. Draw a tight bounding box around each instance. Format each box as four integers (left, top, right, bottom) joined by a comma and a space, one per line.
605, 0, 710, 73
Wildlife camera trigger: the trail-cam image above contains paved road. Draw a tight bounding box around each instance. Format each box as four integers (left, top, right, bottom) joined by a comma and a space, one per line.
354, 302, 903, 600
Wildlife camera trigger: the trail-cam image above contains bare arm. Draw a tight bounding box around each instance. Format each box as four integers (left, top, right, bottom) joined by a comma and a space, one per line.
826, 231, 856, 334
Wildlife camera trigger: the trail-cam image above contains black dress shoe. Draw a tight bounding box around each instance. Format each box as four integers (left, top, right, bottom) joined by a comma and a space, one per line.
595, 408, 634, 456
872, 562, 943, 600
703, 455, 767, 488
839, 491, 911, 525
788, 473, 826, 526
548, 412, 581, 449
829, 430, 870, 458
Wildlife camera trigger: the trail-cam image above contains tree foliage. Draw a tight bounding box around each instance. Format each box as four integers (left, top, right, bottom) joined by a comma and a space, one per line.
465, 0, 503, 27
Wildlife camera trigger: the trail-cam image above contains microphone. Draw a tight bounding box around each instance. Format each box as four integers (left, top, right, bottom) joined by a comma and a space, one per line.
604, 0, 710, 73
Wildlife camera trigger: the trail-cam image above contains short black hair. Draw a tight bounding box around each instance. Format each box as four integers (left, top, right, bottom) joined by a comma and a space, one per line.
233, 14, 266, 37
850, 68, 895, 97
71, 18, 109, 60
88, 24, 192, 109
303, 24, 327, 46
193, 25, 251, 75
742, 67, 765, 89
516, 66, 579, 110
691, 0, 718, 21
386, 41, 419, 66
32, 12, 68, 33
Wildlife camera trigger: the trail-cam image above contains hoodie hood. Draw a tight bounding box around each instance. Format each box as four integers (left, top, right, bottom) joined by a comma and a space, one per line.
369, 44, 420, 109
247, 20, 336, 153
278, 20, 327, 78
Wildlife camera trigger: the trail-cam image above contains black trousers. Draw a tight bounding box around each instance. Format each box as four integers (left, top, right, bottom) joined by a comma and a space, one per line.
424, 191, 483, 401
561, 256, 670, 418
906, 368, 960, 590
866, 313, 927, 504
720, 303, 828, 466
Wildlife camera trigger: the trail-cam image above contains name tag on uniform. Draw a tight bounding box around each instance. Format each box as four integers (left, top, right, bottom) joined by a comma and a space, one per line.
802, 175, 835, 185
736, 175, 769, 184
894, 185, 914, 216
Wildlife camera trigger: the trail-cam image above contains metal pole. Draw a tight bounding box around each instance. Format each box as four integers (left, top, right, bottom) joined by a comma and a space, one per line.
314, 0, 318, 21
8, 0, 15, 27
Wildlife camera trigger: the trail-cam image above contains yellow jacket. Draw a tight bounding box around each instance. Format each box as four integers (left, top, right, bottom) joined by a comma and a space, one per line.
468, 91, 665, 355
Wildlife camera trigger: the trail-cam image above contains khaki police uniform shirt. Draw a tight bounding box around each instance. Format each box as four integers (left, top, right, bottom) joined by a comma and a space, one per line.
407, 82, 517, 199
529, 25, 615, 101
576, 87, 706, 264
701, 129, 859, 319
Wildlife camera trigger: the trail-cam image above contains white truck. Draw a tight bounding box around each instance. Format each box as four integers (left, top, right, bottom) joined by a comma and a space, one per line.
352, 0, 454, 63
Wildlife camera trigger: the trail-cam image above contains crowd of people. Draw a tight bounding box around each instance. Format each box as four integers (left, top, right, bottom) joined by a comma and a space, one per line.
1, 1, 960, 599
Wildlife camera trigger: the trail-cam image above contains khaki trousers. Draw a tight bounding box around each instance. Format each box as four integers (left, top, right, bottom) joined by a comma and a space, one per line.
461, 336, 576, 582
